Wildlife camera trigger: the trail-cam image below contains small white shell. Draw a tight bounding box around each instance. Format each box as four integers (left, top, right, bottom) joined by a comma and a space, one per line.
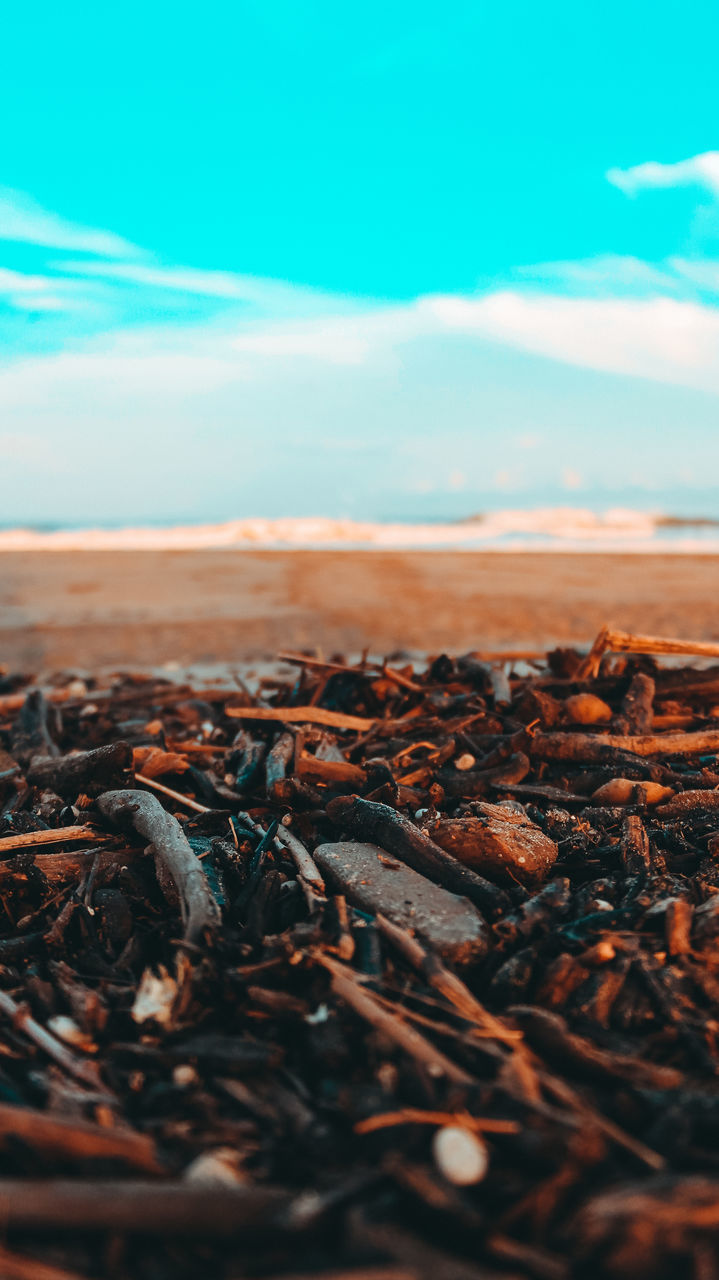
432, 1125, 489, 1186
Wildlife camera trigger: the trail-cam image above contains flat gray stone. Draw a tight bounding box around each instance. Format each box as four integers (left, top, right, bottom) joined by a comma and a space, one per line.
313, 841, 489, 966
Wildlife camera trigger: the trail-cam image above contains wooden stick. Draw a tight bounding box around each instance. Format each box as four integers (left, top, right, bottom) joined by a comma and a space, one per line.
226, 705, 375, 732
0, 1179, 289, 1235
0, 990, 107, 1092
97, 790, 220, 943
27, 742, 132, 796
0, 1245, 87, 1280
257, 1269, 415, 1280
381, 666, 424, 693
355, 1109, 518, 1135
0, 1101, 161, 1172
134, 772, 212, 814
0, 847, 139, 885
277, 652, 374, 675
274, 824, 326, 893
577, 626, 719, 680
313, 951, 475, 1086
531, 729, 719, 762
374, 914, 519, 1047
0, 826, 101, 854
296, 753, 367, 786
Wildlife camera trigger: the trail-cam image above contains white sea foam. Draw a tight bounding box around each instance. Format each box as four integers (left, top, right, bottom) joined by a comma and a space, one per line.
1, 508, 718, 552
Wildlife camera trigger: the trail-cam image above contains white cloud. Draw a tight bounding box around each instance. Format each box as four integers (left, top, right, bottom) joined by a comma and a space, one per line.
425, 290, 719, 391
222, 287, 719, 393
229, 286, 719, 393
230, 299, 429, 365
3, 281, 717, 400
607, 151, 719, 198
233, 325, 370, 364
0, 188, 138, 256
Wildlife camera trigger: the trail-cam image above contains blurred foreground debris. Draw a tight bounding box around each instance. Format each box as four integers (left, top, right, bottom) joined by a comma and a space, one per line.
3, 630, 719, 1274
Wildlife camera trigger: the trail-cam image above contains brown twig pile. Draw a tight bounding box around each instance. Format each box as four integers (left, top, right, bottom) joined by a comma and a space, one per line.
1, 631, 719, 1277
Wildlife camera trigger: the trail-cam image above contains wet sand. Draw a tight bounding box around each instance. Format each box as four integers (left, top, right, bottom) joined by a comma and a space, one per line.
0, 550, 717, 671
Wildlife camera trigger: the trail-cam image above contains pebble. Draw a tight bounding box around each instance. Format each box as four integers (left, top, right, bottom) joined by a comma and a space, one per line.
454, 753, 476, 771
591, 778, 674, 806
313, 841, 489, 965
432, 1125, 489, 1185
564, 693, 613, 724
173, 1064, 198, 1088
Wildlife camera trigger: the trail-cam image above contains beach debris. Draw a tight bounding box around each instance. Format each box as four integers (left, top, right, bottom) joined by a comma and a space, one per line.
2, 631, 719, 1275
426, 804, 558, 885
563, 692, 613, 724
432, 1125, 489, 1186
590, 778, 675, 806
313, 840, 489, 964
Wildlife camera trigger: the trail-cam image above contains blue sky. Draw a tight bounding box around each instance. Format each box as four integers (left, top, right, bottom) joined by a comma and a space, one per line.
2, 0, 719, 524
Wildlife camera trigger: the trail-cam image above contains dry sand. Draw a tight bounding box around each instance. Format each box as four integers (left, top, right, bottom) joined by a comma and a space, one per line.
1, 550, 718, 672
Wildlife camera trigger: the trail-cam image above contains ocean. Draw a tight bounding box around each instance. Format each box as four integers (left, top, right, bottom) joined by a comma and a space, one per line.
2, 508, 719, 553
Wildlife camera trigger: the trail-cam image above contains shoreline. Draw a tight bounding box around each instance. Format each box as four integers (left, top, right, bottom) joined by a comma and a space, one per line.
3, 509, 719, 557
2, 549, 719, 672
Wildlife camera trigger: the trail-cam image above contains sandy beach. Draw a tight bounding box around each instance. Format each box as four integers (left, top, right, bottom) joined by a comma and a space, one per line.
0, 549, 717, 672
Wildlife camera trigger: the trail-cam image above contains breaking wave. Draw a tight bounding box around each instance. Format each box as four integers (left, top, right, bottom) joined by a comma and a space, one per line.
1, 508, 719, 552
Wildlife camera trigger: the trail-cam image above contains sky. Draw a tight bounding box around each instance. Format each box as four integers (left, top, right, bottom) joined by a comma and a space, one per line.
2, 0, 719, 525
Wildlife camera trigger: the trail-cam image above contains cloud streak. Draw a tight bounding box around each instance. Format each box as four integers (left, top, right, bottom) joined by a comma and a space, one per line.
607, 151, 719, 198
0, 188, 138, 256
57, 259, 334, 310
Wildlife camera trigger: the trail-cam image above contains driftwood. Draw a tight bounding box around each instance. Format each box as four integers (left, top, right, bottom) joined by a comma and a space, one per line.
10, 690, 60, 764
0, 1102, 160, 1172
27, 743, 132, 796
97, 790, 220, 943
226, 705, 375, 731
2, 633, 719, 1276
0, 1179, 290, 1235
266, 731, 296, 799
531, 728, 719, 761
0, 1246, 88, 1280
0, 826, 102, 853
577, 625, 719, 679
